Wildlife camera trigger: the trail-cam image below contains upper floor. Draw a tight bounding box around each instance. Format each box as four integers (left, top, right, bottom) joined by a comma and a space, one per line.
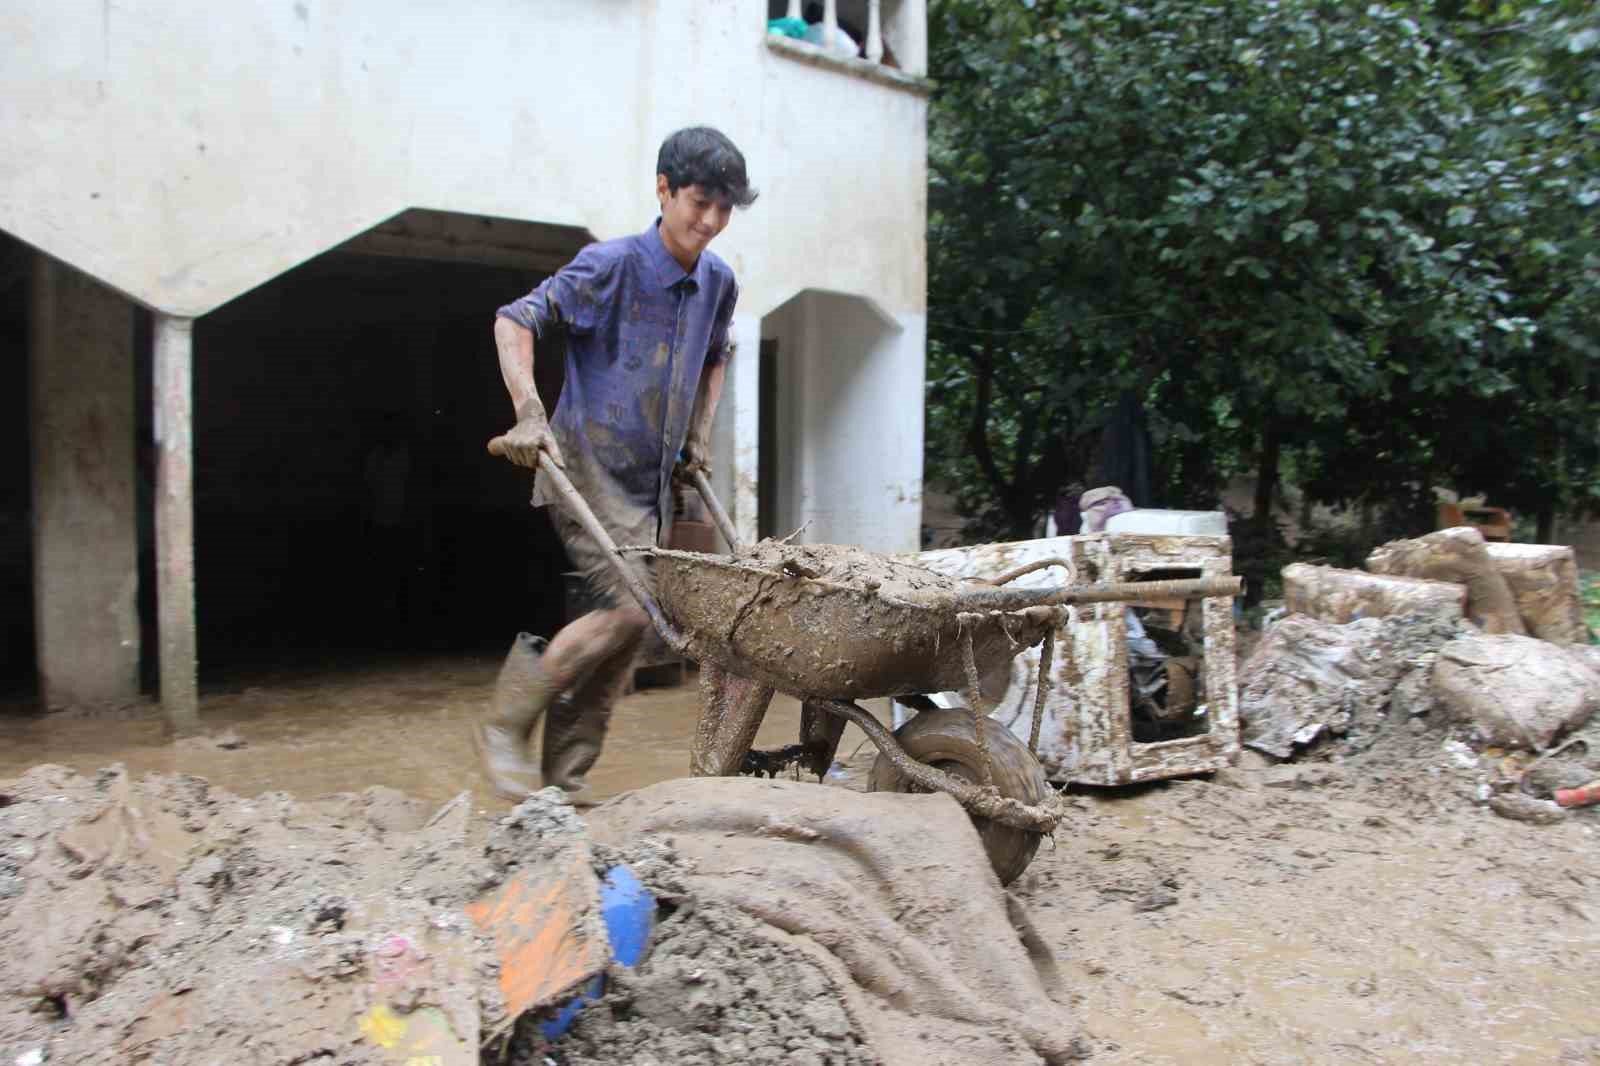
0, 0, 929, 324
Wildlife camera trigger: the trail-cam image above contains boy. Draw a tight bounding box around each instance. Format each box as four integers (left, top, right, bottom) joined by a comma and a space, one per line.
478, 127, 758, 799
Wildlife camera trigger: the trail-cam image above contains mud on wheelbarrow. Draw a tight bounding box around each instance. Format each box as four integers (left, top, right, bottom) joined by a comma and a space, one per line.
504, 447, 1241, 884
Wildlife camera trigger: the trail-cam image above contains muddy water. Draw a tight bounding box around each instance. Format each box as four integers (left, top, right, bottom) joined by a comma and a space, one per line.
0, 655, 873, 812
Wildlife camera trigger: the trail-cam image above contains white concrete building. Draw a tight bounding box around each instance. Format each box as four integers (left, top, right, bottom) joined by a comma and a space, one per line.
1, 1, 930, 720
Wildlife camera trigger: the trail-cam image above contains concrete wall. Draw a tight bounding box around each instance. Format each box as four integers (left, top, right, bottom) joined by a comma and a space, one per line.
0, 0, 928, 325
28, 258, 139, 705
761, 291, 924, 551
2, 0, 928, 555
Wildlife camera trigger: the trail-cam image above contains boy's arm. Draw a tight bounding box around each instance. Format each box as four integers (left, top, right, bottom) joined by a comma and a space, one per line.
680, 359, 726, 476
490, 243, 617, 468
491, 315, 565, 469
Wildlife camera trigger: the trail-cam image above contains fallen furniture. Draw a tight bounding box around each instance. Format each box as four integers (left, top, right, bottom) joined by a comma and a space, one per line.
921, 532, 1241, 786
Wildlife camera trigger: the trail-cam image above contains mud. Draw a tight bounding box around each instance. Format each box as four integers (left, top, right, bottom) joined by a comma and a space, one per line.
0, 764, 493, 1065
524, 838, 875, 1066
0, 655, 855, 811
578, 777, 1083, 1065
5, 654, 1600, 1063
733, 539, 971, 603
652, 540, 1052, 700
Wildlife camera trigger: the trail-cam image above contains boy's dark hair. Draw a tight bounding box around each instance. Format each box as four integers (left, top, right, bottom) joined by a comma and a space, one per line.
657, 127, 758, 208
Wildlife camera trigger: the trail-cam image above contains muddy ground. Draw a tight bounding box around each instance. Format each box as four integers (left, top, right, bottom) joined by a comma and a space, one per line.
3, 655, 1599, 1063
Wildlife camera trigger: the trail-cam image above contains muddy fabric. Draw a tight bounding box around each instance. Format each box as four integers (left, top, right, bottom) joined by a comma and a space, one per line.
528, 835, 876, 1066
1239, 613, 1463, 757
498, 220, 738, 543
549, 497, 657, 610
1366, 526, 1526, 635
583, 777, 1084, 1065
1432, 634, 1600, 750
1282, 563, 1465, 625
1484, 542, 1587, 644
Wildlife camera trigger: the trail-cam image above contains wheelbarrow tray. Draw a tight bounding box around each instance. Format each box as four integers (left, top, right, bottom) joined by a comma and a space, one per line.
647, 543, 1054, 700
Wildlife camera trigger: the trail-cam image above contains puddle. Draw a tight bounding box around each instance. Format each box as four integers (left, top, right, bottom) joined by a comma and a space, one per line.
0, 654, 874, 809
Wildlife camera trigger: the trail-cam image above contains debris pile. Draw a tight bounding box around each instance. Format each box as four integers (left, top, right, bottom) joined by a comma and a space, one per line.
0, 764, 492, 1065
1241, 526, 1600, 822
563, 777, 1084, 1066
0, 767, 1081, 1066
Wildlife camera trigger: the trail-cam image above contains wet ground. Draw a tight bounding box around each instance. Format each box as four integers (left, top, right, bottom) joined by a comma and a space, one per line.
0, 654, 873, 812
4, 656, 1599, 1063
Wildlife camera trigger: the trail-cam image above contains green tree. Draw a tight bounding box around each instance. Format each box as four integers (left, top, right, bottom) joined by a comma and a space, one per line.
926, 0, 1598, 542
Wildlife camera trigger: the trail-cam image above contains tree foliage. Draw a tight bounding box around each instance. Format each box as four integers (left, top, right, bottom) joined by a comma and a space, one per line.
926, 0, 1599, 541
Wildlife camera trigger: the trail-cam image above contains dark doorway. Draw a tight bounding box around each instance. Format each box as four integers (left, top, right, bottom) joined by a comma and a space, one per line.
0, 235, 33, 697
758, 338, 778, 540
188, 219, 587, 678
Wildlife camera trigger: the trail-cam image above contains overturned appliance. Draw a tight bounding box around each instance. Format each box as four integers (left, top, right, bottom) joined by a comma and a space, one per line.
918, 532, 1240, 786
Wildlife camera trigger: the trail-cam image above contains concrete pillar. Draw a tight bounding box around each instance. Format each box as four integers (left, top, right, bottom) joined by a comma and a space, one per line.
154, 313, 199, 732
27, 256, 140, 707
710, 312, 762, 547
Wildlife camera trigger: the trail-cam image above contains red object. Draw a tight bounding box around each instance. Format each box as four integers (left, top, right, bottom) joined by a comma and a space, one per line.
1553, 781, 1600, 808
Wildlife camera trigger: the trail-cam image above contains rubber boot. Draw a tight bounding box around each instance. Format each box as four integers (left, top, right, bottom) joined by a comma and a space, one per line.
474, 632, 556, 800
540, 639, 636, 800
540, 696, 610, 801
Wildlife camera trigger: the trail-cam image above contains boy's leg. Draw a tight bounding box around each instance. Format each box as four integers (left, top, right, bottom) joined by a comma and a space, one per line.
474, 607, 643, 799
475, 631, 553, 800
540, 606, 647, 797
474, 488, 654, 798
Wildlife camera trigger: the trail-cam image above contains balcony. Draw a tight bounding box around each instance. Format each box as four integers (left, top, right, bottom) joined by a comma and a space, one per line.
765, 0, 929, 92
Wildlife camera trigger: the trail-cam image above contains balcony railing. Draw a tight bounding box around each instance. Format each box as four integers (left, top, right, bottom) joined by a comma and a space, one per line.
780, 0, 884, 63
766, 0, 928, 91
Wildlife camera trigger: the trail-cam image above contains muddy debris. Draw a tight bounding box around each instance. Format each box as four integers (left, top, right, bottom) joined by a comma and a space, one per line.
732, 539, 973, 604
581, 777, 1086, 1066
0, 764, 1082, 1066
1238, 611, 1466, 758
0, 764, 493, 1065
1432, 633, 1600, 750
1487, 792, 1569, 825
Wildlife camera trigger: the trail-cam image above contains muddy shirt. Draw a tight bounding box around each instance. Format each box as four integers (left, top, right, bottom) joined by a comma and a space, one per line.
497, 220, 738, 543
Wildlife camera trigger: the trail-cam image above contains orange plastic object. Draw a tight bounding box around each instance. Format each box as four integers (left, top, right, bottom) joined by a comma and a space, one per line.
1553, 781, 1600, 809
464, 858, 608, 1019
1436, 503, 1513, 542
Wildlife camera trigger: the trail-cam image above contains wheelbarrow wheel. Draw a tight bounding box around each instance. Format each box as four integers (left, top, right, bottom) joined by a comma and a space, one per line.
867, 708, 1049, 886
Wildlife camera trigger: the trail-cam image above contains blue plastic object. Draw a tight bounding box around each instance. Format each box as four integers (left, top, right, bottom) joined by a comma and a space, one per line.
540, 864, 655, 1041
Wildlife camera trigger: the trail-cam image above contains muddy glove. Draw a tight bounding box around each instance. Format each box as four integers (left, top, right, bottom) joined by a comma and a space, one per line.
495, 400, 565, 470
674, 435, 711, 481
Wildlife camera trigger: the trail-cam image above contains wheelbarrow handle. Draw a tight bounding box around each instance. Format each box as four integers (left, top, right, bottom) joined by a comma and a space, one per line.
686, 469, 744, 553
487, 437, 688, 652
949, 575, 1243, 613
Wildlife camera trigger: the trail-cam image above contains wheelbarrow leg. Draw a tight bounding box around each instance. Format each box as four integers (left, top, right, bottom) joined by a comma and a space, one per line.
799, 700, 847, 779
691, 661, 775, 776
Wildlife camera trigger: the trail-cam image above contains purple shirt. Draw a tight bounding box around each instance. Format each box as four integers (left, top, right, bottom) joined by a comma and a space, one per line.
498, 220, 738, 538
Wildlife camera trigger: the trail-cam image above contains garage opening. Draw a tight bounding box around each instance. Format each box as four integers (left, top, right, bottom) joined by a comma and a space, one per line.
0, 234, 32, 699
189, 210, 592, 678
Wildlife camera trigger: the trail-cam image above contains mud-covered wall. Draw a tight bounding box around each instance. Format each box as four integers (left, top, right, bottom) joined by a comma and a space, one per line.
188, 254, 572, 667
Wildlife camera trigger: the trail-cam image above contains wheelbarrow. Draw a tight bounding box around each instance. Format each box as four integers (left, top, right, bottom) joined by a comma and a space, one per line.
494, 445, 1241, 884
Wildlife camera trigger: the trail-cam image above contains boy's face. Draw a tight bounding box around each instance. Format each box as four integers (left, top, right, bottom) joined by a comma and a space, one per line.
656, 176, 733, 262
